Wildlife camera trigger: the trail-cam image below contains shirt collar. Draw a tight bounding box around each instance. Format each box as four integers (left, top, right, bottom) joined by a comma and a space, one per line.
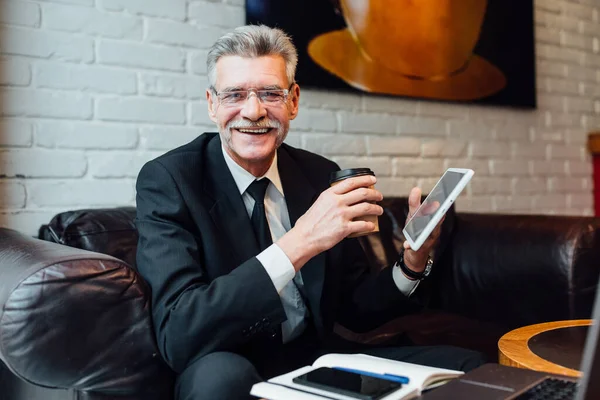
221, 145, 285, 197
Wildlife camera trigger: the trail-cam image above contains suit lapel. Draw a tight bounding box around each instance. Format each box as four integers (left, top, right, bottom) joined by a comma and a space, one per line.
205, 136, 260, 265
278, 147, 326, 330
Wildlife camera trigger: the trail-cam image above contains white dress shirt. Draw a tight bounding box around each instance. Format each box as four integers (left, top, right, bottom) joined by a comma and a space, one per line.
221, 146, 420, 341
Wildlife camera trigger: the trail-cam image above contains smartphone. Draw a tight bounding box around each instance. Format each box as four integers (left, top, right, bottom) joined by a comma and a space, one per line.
403, 168, 474, 251
292, 367, 403, 400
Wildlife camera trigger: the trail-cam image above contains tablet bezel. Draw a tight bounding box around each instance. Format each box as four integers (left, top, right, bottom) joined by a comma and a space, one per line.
402, 168, 474, 251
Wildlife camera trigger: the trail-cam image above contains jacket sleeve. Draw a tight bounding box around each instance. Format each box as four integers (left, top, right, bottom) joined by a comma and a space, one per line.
135, 160, 287, 373
334, 234, 426, 333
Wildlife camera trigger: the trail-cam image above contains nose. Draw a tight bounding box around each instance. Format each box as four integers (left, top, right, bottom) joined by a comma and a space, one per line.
239, 92, 267, 121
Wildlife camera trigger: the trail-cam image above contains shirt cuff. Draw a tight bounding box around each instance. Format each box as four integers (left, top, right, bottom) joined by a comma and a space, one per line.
256, 243, 296, 293
392, 262, 420, 297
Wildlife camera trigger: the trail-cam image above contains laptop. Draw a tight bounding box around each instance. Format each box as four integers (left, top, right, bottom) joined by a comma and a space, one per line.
421, 284, 600, 400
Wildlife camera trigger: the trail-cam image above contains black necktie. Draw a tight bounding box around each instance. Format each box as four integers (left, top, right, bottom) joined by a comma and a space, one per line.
246, 179, 272, 251
247, 178, 308, 343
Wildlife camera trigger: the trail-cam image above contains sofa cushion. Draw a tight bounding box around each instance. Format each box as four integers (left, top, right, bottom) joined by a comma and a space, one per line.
0, 228, 173, 399
38, 207, 138, 269
433, 213, 600, 329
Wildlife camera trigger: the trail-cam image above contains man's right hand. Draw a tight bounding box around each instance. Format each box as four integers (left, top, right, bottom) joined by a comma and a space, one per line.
277, 174, 383, 271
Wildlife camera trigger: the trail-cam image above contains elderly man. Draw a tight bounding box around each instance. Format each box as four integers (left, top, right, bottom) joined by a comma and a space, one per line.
135, 25, 484, 400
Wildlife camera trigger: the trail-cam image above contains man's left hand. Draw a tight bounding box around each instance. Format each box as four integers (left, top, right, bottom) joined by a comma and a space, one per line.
402, 187, 444, 275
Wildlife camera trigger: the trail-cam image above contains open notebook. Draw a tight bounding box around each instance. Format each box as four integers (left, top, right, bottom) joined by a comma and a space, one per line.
250, 353, 463, 400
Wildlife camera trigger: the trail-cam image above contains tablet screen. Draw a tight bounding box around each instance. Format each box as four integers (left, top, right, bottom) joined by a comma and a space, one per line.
403, 170, 466, 242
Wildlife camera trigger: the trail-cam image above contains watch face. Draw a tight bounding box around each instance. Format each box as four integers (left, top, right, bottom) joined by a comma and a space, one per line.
423, 258, 433, 277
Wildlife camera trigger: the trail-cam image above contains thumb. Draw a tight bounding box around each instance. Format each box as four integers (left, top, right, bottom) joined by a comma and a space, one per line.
408, 187, 422, 217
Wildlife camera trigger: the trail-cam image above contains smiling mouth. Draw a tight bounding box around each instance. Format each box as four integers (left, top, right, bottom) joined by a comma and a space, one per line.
233, 128, 273, 135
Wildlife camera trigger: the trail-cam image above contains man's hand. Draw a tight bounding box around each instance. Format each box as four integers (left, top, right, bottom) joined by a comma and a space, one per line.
277, 175, 383, 271
402, 187, 444, 276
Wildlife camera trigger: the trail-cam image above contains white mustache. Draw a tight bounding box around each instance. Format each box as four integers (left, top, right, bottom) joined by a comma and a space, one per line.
227, 119, 281, 130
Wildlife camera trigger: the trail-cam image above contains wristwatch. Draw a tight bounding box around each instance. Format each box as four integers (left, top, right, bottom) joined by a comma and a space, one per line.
397, 249, 433, 281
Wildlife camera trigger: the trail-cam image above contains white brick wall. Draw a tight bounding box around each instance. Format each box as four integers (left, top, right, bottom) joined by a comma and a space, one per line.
0, 0, 598, 235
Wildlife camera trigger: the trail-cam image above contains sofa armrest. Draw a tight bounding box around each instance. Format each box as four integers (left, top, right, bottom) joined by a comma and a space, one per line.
0, 228, 173, 399
433, 213, 600, 329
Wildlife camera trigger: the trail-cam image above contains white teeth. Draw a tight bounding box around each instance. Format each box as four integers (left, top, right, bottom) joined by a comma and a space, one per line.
236, 128, 270, 133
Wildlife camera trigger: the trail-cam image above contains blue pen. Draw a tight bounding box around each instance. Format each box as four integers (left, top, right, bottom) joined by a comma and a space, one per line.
333, 367, 410, 384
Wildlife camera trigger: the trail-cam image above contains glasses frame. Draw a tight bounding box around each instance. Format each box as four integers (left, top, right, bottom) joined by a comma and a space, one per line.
211, 83, 295, 109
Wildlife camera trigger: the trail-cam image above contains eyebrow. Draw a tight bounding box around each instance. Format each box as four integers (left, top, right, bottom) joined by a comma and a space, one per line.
220, 86, 244, 92
219, 84, 285, 92
260, 85, 285, 90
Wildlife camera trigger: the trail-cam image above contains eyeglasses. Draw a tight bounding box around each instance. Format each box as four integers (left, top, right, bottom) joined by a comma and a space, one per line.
211, 83, 294, 108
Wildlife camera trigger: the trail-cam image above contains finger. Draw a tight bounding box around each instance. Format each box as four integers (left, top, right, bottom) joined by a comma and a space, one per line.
432, 214, 446, 235
341, 187, 383, 206
346, 202, 384, 219
330, 175, 377, 195
420, 200, 440, 216
421, 228, 441, 249
427, 215, 445, 237
415, 215, 446, 251
347, 220, 378, 235
416, 238, 437, 255
408, 187, 422, 217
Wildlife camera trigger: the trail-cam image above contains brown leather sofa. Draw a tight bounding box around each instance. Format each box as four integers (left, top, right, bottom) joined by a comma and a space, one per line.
1, 198, 600, 399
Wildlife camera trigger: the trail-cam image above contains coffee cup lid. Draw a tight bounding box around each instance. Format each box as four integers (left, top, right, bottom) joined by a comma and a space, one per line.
329, 168, 375, 184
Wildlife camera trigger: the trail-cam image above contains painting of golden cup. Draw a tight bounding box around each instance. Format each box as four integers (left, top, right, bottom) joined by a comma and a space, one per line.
246, 0, 535, 108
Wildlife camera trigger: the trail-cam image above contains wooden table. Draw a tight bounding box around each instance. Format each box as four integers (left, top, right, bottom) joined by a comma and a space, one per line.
498, 319, 592, 377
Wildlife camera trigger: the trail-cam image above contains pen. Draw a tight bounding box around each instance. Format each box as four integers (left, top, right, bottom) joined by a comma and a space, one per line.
333, 367, 410, 384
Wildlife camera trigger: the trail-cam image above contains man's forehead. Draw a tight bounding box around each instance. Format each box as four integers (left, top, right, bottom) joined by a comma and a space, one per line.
214, 55, 288, 89
216, 54, 286, 66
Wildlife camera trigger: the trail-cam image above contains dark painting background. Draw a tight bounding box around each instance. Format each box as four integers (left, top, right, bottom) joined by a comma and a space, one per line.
246, 0, 536, 108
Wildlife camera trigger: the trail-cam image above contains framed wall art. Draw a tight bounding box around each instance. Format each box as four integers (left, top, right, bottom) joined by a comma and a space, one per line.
246, 0, 536, 108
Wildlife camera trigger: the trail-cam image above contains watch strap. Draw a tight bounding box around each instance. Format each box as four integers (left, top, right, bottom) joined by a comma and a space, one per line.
397, 250, 431, 281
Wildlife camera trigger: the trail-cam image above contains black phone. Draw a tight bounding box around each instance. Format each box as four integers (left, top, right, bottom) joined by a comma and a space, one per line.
292, 367, 403, 400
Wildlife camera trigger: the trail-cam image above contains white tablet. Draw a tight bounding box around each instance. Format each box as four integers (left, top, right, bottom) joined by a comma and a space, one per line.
402, 168, 474, 251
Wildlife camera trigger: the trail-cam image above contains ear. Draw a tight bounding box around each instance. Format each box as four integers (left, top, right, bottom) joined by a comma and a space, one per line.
288, 83, 300, 121
206, 88, 218, 124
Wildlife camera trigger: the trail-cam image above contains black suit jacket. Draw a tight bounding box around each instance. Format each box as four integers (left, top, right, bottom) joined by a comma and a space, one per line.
135, 132, 421, 373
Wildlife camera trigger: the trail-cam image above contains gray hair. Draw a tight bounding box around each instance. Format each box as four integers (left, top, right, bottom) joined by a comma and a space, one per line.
207, 25, 298, 88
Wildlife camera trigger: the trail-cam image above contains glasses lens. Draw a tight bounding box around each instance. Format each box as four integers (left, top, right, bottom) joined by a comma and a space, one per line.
220, 91, 247, 105
258, 90, 286, 103
218, 89, 288, 107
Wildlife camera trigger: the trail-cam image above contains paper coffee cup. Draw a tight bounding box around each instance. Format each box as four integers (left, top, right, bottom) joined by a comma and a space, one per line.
329, 168, 380, 238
